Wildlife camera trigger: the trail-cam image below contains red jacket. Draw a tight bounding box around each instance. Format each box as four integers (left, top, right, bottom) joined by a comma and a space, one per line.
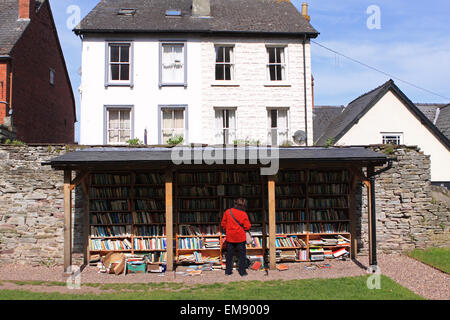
221, 208, 251, 243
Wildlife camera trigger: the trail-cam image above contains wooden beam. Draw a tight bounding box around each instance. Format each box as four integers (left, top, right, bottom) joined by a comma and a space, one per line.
367, 167, 374, 266
69, 170, 89, 191
349, 171, 358, 259
268, 175, 276, 270
63, 169, 72, 274
165, 172, 174, 271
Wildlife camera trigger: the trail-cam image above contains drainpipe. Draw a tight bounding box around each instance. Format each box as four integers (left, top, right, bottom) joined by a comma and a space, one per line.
367, 159, 393, 270
303, 34, 308, 146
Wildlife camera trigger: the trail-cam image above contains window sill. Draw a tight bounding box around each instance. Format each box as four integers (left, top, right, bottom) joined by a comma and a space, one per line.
264, 82, 292, 87
105, 83, 134, 88
211, 81, 240, 87
159, 83, 188, 88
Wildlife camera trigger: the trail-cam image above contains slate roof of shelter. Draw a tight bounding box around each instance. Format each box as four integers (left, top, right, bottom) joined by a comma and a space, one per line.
435, 104, 450, 140
313, 105, 345, 143
46, 146, 387, 169
74, 0, 319, 36
0, 0, 31, 55
315, 80, 450, 150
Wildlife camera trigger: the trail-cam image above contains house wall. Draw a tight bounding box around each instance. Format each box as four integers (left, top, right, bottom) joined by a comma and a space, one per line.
9, 1, 75, 144
337, 91, 450, 182
0, 145, 448, 266
0, 62, 9, 125
79, 35, 313, 146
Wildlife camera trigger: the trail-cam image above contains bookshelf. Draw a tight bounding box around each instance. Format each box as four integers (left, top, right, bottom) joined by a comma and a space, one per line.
88, 172, 167, 265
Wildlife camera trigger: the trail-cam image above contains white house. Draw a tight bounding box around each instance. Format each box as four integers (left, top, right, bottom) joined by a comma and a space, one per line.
74, 0, 319, 146
315, 80, 450, 184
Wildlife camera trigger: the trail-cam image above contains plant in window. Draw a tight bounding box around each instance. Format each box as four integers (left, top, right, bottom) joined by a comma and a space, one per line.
325, 137, 335, 148
167, 135, 184, 146
281, 140, 293, 147
126, 138, 143, 146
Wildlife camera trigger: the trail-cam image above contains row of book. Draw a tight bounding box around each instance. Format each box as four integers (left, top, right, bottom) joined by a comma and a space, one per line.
223, 184, 262, 196
179, 199, 217, 209
89, 187, 129, 199
133, 212, 165, 224
308, 197, 348, 209
248, 236, 263, 248
276, 185, 306, 196
178, 212, 219, 223
135, 187, 164, 198
90, 225, 131, 238
276, 171, 306, 183
133, 238, 167, 250
90, 212, 131, 225
178, 224, 220, 236
147, 252, 167, 263
275, 236, 307, 248
276, 211, 306, 221
248, 212, 263, 223
309, 170, 349, 183
178, 237, 220, 250
135, 199, 164, 210
310, 209, 347, 221
91, 174, 130, 185
135, 225, 166, 237
220, 171, 261, 184
178, 172, 218, 184
276, 198, 306, 209
177, 186, 217, 196
135, 173, 163, 185
309, 223, 349, 233
223, 198, 261, 209
90, 200, 129, 212
178, 252, 220, 264
308, 184, 349, 195
89, 239, 132, 251
276, 223, 307, 234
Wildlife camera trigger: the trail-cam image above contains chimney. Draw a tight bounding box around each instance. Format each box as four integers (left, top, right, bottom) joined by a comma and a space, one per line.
301, 2, 310, 22
18, 0, 33, 20
192, 0, 210, 17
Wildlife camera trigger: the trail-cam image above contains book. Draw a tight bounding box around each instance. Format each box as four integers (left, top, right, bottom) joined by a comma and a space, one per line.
276, 264, 289, 271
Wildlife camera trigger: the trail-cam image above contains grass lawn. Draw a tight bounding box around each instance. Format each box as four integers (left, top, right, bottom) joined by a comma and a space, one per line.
0, 275, 423, 300
406, 247, 450, 274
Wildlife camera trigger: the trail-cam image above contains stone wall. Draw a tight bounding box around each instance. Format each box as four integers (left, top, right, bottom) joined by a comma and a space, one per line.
0, 144, 448, 266
356, 145, 450, 254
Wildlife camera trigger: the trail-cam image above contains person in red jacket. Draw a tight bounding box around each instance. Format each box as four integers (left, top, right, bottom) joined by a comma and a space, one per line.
221, 198, 251, 276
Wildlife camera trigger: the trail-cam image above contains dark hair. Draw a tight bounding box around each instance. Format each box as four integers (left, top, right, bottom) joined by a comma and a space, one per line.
234, 198, 247, 210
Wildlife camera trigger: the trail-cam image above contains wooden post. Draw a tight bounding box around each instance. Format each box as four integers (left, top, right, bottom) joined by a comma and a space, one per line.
165, 171, 174, 271
268, 175, 276, 270
349, 170, 358, 259
82, 179, 89, 266
63, 169, 72, 274
367, 166, 374, 266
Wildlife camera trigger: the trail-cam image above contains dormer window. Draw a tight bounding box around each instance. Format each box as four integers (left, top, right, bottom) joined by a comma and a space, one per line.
118, 8, 136, 16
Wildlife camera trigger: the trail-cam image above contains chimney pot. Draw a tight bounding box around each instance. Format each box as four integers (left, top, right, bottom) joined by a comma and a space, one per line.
192, 0, 211, 17
301, 2, 311, 22
18, 0, 33, 20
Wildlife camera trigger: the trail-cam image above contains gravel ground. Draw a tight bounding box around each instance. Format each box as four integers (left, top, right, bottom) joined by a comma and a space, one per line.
0, 254, 448, 299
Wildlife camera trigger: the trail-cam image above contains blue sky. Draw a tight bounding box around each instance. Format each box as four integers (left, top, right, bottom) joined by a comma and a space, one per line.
48, 0, 450, 142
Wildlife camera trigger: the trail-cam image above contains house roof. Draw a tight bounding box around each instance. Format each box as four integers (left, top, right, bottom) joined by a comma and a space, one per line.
416, 103, 447, 123
435, 104, 450, 140
315, 80, 450, 150
74, 0, 319, 37
313, 105, 345, 143
45, 146, 387, 170
0, 0, 31, 55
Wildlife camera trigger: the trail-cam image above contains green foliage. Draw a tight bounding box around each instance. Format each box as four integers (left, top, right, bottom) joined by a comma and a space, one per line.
325, 137, 335, 148
4, 139, 25, 146
167, 135, 184, 146
126, 138, 144, 146
233, 138, 261, 146
281, 140, 293, 147
382, 144, 395, 155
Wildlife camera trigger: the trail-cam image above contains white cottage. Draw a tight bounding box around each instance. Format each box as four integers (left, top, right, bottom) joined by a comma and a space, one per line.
74, 0, 319, 146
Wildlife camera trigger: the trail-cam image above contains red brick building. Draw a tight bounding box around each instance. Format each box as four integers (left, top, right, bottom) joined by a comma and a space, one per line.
0, 0, 75, 143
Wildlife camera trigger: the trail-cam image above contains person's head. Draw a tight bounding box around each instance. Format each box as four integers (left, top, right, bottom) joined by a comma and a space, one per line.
234, 198, 247, 211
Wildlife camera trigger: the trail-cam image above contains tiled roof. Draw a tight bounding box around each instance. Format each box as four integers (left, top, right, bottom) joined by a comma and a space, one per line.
0, 0, 30, 55
74, 0, 319, 36
435, 104, 450, 140
313, 105, 344, 143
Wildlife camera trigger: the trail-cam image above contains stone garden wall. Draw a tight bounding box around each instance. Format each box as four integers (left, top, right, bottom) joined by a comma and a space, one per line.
0, 145, 448, 266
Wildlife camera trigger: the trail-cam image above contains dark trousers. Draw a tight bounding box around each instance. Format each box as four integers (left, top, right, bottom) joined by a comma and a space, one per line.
225, 241, 247, 275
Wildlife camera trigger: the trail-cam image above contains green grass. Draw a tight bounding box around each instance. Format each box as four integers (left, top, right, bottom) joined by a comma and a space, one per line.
406, 247, 450, 274
0, 275, 423, 300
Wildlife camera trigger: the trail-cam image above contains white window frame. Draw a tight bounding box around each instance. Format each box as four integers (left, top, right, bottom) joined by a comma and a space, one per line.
158, 105, 188, 144
159, 41, 187, 87
267, 108, 290, 146
215, 45, 235, 81
381, 132, 403, 145
104, 106, 134, 145
105, 41, 133, 87
214, 107, 237, 144
266, 46, 287, 81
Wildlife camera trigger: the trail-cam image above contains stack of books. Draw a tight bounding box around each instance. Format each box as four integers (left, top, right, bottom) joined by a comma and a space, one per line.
309, 247, 324, 261
204, 238, 220, 249
279, 250, 297, 261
